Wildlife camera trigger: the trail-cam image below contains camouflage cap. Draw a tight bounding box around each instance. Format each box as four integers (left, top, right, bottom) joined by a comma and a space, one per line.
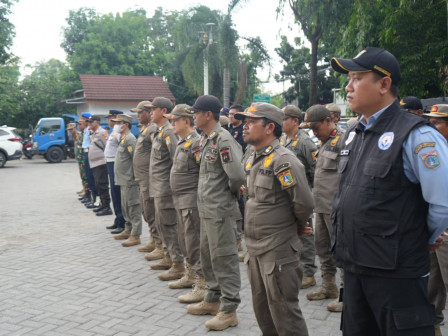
111, 114, 133, 124
424, 104, 448, 118
164, 104, 193, 120
282, 105, 302, 120
131, 100, 152, 112
220, 115, 230, 126
303, 105, 332, 128
66, 123, 76, 130
235, 102, 284, 126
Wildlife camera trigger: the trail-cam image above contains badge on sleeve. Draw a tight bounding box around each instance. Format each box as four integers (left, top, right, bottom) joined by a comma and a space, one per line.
414, 142, 435, 154
103, 133, 108, 140
193, 147, 201, 163
219, 147, 232, 163
165, 136, 171, 146
378, 132, 394, 150
277, 170, 294, 187
127, 145, 133, 153
311, 151, 318, 161
420, 149, 441, 170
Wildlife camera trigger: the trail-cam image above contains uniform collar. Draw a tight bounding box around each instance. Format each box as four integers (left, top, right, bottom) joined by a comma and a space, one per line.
359, 103, 392, 130
256, 139, 280, 157
207, 123, 221, 140
179, 130, 198, 143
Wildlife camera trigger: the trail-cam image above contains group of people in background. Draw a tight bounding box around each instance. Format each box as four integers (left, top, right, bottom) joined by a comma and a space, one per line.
67, 46, 448, 336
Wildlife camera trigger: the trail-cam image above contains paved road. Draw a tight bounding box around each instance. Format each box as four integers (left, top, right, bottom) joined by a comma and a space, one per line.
0, 158, 445, 335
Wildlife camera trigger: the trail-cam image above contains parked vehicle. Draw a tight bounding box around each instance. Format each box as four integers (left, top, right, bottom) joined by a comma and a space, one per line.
21, 135, 34, 159
0, 125, 23, 168
32, 113, 140, 163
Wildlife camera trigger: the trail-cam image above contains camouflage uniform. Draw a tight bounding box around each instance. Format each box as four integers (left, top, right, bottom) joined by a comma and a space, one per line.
76, 130, 89, 191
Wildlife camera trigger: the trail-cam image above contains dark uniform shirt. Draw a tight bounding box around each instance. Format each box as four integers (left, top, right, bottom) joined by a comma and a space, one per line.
228, 122, 246, 153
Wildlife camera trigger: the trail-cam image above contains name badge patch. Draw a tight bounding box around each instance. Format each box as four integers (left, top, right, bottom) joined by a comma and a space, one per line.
340, 149, 350, 156
378, 132, 394, 150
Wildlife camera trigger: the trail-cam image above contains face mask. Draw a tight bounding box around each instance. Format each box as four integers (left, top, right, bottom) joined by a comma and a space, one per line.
113, 124, 122, 133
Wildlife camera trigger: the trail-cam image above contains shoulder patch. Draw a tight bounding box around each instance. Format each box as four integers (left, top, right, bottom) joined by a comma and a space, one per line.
277, 169, 294, 187
193, 146, 201, 163
311, 151, 318, 161
103, 133, 108, 140
414, 142, 435, 154
420, 149, 441, 170
219, 147, 232, 163
165, 135, 171, 146
264, 153, 274, 167
274, 162, 291, 174
127, 145, 133, 153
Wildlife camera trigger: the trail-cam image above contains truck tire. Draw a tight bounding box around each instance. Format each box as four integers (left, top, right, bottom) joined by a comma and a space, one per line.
46, 146, 64, 163
0, 152, 6, 168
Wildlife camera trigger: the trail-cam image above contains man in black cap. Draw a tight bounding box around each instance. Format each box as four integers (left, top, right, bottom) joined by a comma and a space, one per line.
186, 95, 245, 331
400, 96, 424, 116
331, 47, 448, 335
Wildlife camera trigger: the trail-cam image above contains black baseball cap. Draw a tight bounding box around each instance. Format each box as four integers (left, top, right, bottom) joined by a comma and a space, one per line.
88, 115, 101, 122
331, 47, 401, 84
400, 96, 423, 111
190, 95, 222, 114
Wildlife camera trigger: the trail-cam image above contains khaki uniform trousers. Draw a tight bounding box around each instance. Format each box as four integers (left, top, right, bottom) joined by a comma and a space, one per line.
138, 180, 162, 246
176, 207, 202, 276
200, 216, 240, 312
246, 237, 308, 336
315, 212, 344, 283
121, 184, 142, 236
299, 231, 317, 277
428, 241, 448, 324
154, 196, 183, 263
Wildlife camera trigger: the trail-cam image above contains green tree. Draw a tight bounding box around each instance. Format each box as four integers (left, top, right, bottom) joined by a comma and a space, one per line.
14, 59, 80, 128
337, 0, 448, 98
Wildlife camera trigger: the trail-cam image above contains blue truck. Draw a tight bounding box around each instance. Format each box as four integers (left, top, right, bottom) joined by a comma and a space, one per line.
32, 114, 140, 163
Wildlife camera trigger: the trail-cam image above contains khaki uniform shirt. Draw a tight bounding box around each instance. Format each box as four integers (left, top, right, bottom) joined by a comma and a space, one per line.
197, 122, 245, 218
133, 123, 157, 182
114, 130, 137, 186
149, 121, 178, 197
313, 128, 345, 214
170, 130, 201, 209
244, 139, 314, 256
281, 129, 317, 187
88, 127, 108, 168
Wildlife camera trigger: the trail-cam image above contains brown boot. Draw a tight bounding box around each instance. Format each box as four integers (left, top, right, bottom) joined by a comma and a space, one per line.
121, 235, 141, 247
435, 323, 442, 336
178, 274, 206, 303
307, 273, 339, 300
138, 236, 155, 252
144, 245, 164, 261
169, 264, 195, 289
301, 276, 316, 289
205, 311, 238, 331
237, 239, 243, 252
327, 298, 343, 312
158, 262, 185, 281
113, 229, 131, 240
186, 300, 220, 316
150, 255, 172, 270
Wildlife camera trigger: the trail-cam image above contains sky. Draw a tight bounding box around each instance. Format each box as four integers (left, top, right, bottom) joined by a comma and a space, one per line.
9, 0, 300, 94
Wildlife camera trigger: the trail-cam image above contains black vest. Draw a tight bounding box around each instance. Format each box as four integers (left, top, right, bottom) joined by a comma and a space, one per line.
332, 103, 429, 278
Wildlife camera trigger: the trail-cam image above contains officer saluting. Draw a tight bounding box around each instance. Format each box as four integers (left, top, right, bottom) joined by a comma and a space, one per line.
235, 103, 314, 336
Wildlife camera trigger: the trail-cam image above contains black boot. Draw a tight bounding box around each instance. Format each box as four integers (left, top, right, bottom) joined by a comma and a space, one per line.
80, 192, 92, 203
96, 207, 113, 216
85, 196, 98, 208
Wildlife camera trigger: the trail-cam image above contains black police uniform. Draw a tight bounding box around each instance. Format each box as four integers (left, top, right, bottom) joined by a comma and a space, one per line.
332, 103, 436, 335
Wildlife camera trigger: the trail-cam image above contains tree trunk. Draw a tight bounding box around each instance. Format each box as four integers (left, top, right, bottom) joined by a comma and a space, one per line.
234, 59, 247, 104
223, 68, 230, 107
309, 37, 319, 106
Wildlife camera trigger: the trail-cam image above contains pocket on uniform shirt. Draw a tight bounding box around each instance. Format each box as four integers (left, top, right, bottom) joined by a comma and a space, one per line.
321, 151, 338, 170
153, 148, 162, 160
254, 175, 275, 203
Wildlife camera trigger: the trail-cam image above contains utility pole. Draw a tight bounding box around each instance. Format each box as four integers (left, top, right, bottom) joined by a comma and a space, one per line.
203, 23, 215, 95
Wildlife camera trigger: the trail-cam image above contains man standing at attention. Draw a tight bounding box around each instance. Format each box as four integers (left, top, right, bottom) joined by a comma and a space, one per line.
281, 104, 318, 289
112, 115, 142, 247
131, 101, 164, 261
165, 104, 205, 303
145, 98, 185, 282
186, 95, 245, 331
87, 115, 112, 215
303, 105, 345, 313
235, 103, 314, 336
331, 47, 448, 335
